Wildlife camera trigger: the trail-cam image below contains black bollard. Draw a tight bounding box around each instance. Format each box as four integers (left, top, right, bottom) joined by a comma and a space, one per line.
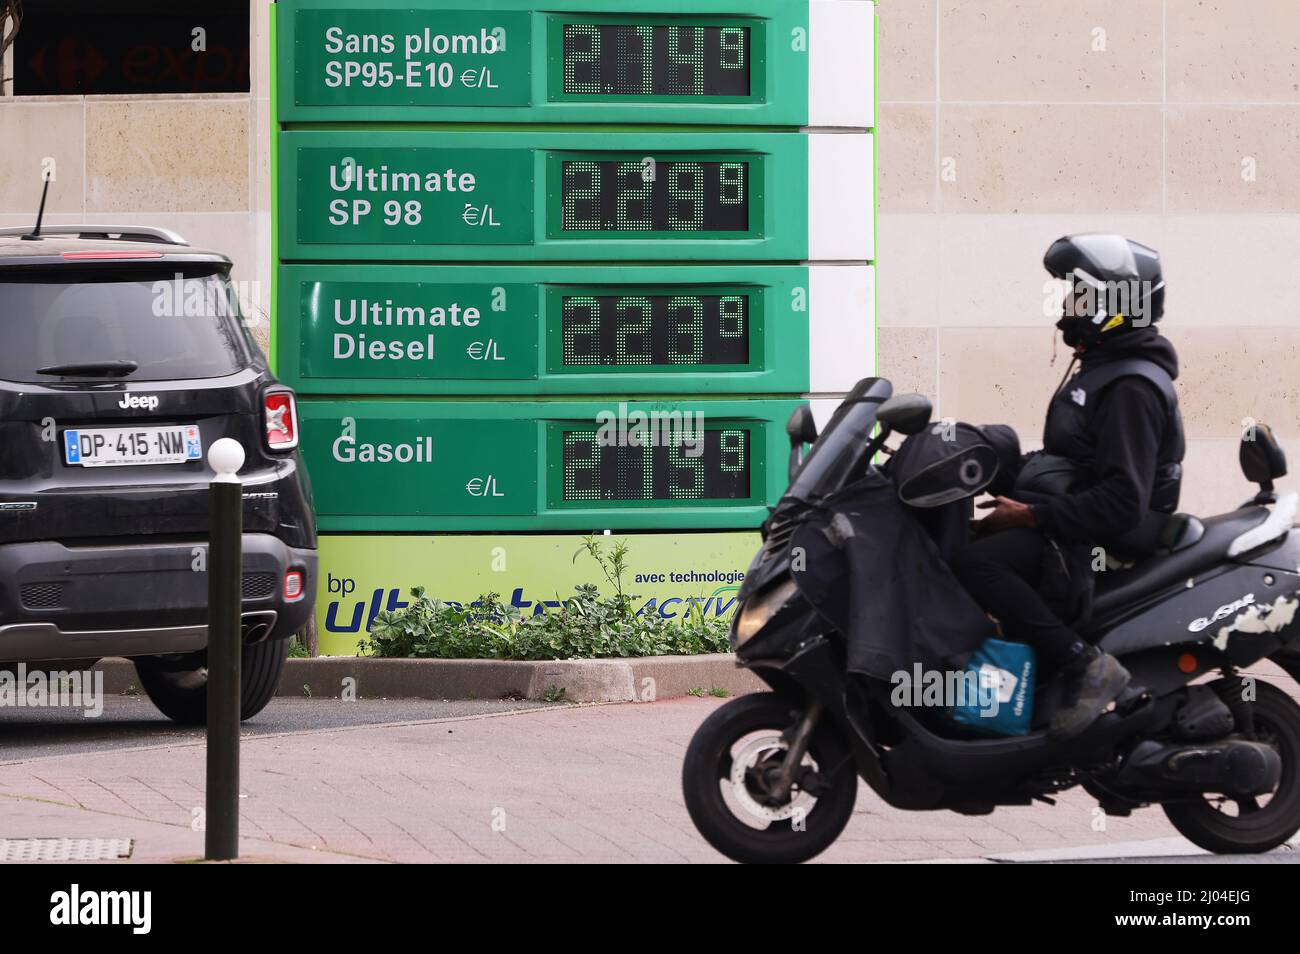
205, 438, 245, 861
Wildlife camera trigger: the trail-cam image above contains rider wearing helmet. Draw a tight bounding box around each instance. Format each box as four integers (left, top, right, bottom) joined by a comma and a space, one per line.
952, 234, 1184, 738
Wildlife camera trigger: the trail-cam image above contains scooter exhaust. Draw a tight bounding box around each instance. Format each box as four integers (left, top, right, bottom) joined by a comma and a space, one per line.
1113, 738, 1281, 799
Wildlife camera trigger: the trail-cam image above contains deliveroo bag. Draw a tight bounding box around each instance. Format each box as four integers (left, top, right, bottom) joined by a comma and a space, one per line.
950, 637, 1036, 736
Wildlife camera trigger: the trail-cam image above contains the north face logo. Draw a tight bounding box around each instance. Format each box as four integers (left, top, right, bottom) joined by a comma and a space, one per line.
1070, 388, 1086, 407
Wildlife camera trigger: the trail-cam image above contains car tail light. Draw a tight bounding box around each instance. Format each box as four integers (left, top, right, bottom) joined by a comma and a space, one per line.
264, 390, 298, 451
283, 569, 305, 602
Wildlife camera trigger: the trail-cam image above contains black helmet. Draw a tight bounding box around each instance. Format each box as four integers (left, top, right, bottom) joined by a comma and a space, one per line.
1044, 234, 1165, 348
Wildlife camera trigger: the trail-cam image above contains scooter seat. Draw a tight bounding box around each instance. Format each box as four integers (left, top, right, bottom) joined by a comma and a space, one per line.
1089, 505, 1270, 621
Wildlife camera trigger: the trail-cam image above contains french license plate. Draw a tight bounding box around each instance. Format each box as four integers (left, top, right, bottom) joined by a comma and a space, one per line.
63, 425, 203, 467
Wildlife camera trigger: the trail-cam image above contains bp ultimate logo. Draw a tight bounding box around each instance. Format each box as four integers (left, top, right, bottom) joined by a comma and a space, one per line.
323, 572, 744, 634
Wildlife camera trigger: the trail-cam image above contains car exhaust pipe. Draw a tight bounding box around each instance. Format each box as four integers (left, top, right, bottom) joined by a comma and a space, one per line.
239, 611, 277, 645
241, 621, 270, 643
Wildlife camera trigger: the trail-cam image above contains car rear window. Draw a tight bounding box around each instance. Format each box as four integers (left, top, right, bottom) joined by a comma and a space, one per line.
0, 266, 253, 383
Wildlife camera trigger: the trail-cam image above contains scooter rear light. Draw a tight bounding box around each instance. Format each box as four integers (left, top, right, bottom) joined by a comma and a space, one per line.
265, 389, 298, 451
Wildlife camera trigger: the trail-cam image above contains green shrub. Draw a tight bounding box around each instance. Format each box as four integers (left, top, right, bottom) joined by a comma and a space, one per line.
360, 537, 732, 661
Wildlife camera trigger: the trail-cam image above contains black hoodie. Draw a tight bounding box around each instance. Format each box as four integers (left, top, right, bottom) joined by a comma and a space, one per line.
1029, 328, 1182, 544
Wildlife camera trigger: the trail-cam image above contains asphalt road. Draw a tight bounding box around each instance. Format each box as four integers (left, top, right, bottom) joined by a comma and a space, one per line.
0, 695, 557, 761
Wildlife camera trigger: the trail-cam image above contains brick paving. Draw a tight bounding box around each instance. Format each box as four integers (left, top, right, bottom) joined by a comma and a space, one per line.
0, 696, 1231, 863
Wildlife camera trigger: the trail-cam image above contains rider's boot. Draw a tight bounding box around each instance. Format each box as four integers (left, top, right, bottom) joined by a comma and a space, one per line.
1048, 643, 1131, 739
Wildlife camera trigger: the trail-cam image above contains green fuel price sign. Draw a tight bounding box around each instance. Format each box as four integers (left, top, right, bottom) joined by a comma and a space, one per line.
277, 129, 869, 262
297, 398, 799, 531
277, 0, 875, 128
270, 0, 878, 629
276, 264, 812, 394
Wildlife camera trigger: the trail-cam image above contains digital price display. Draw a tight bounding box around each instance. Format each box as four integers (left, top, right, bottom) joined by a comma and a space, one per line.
277, 1, 882, 126
561, 293, 748, 367
560, 23, 751, 98
275, 264, 826, 394
560, 159, 749, 233
297, 399, 796, 531
280, 130, 824, 261
561, 428, 751, 502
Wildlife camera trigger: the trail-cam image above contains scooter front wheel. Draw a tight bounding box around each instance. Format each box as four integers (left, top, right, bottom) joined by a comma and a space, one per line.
682, 692, 857, 863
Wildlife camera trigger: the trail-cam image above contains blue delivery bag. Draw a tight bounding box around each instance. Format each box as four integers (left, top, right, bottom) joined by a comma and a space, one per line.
950, 637, 1036, 736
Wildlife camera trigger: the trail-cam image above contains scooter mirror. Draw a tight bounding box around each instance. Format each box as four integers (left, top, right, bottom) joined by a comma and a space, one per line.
877, 393, 932, 436
1240, 422, 1287, 493
786, 406, 819, 482
786, 406, 819, 445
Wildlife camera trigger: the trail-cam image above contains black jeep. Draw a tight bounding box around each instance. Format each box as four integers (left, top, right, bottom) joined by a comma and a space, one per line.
0, 225, 317, 722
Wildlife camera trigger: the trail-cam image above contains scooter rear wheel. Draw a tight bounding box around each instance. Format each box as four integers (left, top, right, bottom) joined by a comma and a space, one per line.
682, 692, 857, 863
1162, 679, 1300, 854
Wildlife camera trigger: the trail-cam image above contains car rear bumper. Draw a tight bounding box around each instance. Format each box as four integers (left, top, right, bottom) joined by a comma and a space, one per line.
0, 534, 316, 662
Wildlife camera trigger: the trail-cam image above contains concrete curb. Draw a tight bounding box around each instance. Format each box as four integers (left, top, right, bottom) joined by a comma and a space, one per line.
94, 654, 763, 704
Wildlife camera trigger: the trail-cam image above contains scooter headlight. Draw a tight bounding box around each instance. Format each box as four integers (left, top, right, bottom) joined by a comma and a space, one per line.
733, 578, 799, 649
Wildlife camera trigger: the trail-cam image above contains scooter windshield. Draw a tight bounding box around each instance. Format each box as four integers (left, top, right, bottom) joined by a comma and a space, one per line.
786, 377, 893, 502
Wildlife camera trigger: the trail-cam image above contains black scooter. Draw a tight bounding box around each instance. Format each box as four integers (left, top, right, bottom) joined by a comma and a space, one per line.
682, 377, 1300, 863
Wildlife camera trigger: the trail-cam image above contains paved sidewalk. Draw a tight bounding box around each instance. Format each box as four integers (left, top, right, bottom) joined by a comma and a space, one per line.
0, 798, 375, 863
0, 696, 1266, 863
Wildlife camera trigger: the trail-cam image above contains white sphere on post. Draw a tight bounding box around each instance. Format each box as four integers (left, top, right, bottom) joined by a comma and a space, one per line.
208, 438, 245, 484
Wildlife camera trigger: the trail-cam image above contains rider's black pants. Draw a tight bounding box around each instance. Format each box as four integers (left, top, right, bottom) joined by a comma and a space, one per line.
950, 528, 1082, 669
